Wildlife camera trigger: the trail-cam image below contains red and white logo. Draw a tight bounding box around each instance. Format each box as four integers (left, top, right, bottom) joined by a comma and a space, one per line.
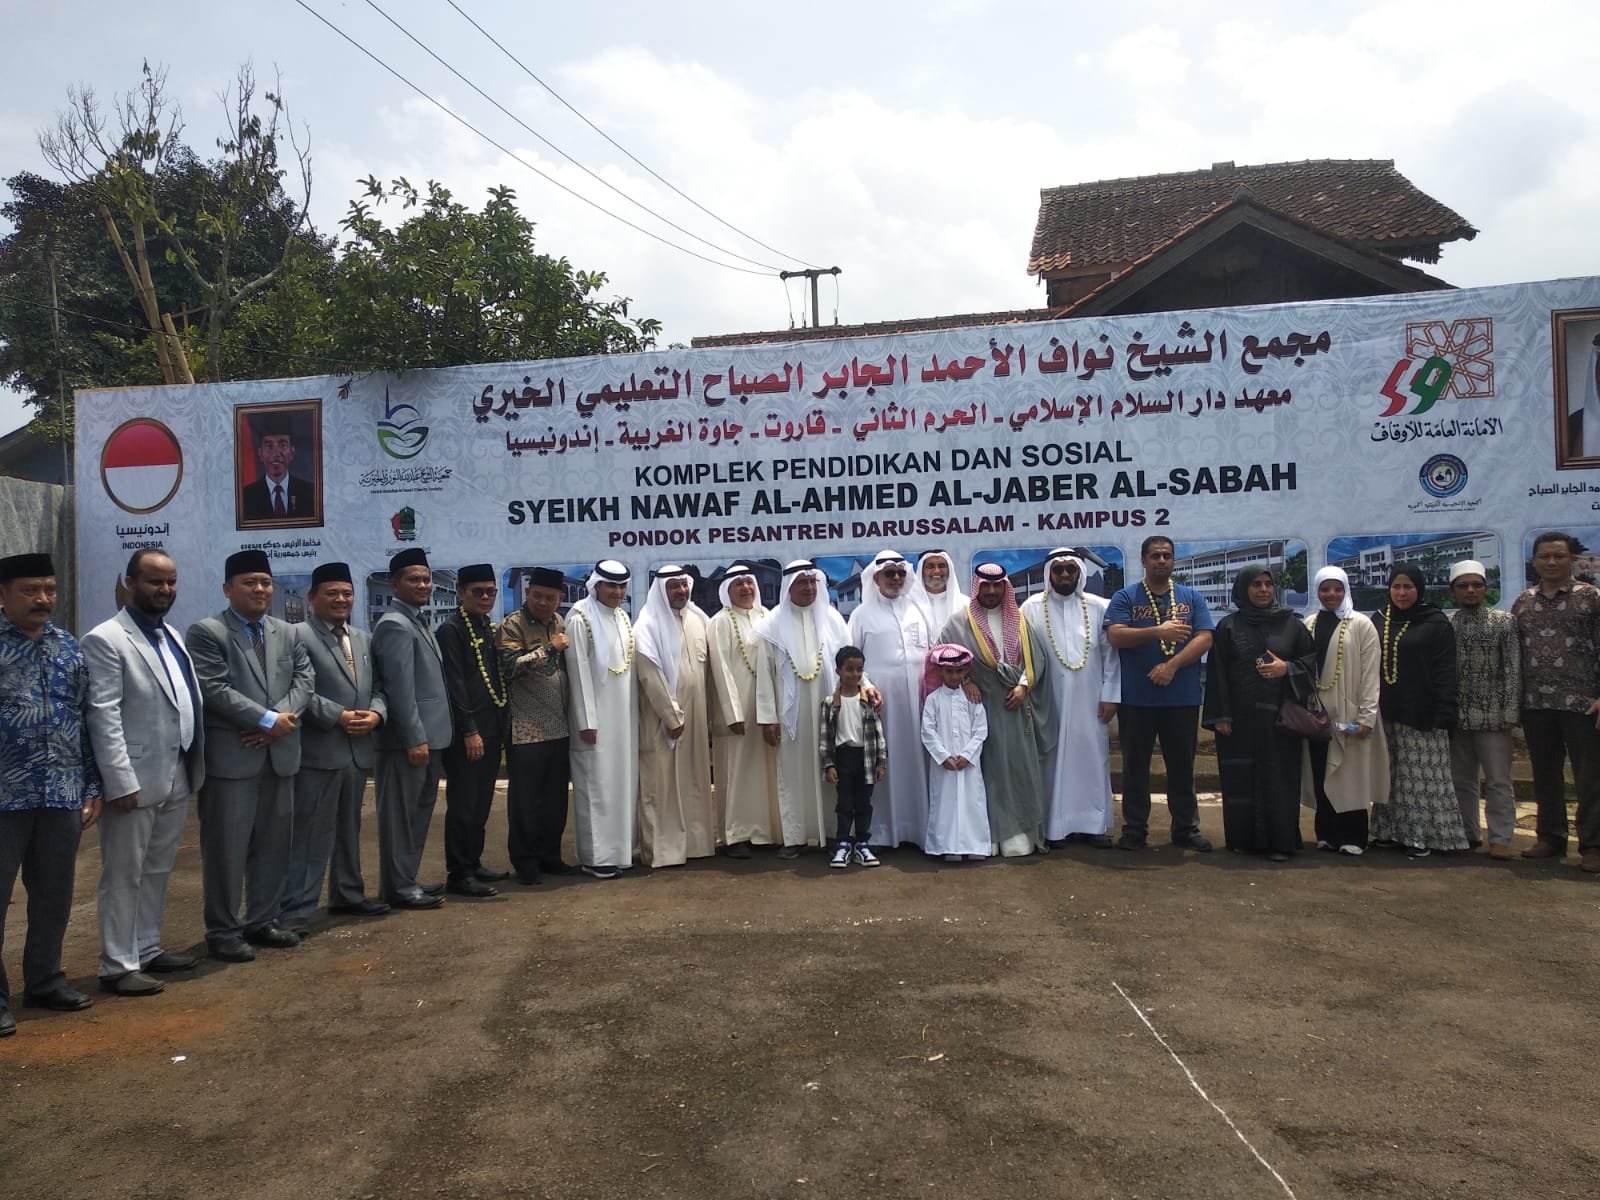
100, 418, 184, 514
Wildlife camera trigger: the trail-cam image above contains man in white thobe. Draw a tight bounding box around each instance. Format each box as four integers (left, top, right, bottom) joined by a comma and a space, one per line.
634, 566, 716, 868
915, 549, 967, 632
707, 566, 779, 856
565, 560, 638, 879
755, 561, 853, 855
848, 549, 931, 849
1021, 549, 1121, 847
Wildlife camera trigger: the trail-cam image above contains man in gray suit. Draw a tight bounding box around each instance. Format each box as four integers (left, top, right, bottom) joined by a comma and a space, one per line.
83, 549, 205, 997
371, 548, 453, 909
186, 550, 314, 961
281, 562, 389, 932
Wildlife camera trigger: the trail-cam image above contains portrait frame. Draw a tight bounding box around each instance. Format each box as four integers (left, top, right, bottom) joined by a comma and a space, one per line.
234, 399, 324, 529
1552, 307, 1600, 470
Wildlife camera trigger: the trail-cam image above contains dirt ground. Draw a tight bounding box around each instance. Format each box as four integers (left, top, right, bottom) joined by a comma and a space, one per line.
4, 786, 1599, 1200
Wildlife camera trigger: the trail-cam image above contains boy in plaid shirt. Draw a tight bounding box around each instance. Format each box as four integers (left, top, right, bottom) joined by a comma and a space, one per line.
819, 645, 886, 868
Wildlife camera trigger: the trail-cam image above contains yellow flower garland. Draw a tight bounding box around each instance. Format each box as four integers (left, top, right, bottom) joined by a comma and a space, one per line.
460, 609, 508, 708
1042, 591, 1092, 671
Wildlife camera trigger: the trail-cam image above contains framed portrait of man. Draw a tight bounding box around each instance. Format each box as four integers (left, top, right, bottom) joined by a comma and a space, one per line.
235, 400, 324, 528
1553, 307, 1600, 469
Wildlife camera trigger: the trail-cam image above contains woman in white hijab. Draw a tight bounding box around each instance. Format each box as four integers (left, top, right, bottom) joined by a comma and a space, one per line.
1299, 565, 1388, 854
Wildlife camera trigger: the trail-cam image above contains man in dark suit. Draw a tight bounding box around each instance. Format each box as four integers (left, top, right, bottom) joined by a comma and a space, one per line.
186, 550, 314, 962
371, 549, 453, 910
438, 562, 510, 898
281, 562, 390, 934
240, 412, 316, 523
82, 549, 205, 997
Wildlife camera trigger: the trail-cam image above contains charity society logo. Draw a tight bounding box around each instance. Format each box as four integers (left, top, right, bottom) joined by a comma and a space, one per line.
101, 418, 183, 514
377, 386, 428, 459
391, 506, 418, 541
1419, 454, 1468, 499
1378, 318, 1495, 416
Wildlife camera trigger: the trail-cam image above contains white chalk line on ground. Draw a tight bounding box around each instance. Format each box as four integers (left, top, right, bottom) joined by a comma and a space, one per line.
1111, 980, 1299, 1200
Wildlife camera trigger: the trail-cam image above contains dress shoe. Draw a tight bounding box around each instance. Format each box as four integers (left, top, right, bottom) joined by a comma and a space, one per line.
0, 1008, 15, 1037
281, 923, 311, 938
1488, 843, 1514, 861
540, 860, 577, 876
515, 870, 543, 886
448, 876, 499, 898
723, 841, 753, 859
1172, 832, 1214, 852
328, 898, 390, 916
392, 891, 444, 910
776, 845, 800, 859
419, 882, 446, 896
1522, 839, 1565, 859
244, 925, 300, 949
1116, 833, 1147, 851
475, 866, 512, 882
1081, 834, 1114, 849
208, 939, 257, 963
100, 970, 166, 996
24, 985, 94, 1011
580, 864, 621, 879
1581, 851, 1600, 874
141, 950, 198, 973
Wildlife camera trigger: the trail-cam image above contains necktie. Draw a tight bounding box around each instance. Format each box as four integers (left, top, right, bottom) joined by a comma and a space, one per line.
273, 484, 286, 517
334, 624, 356, 674
251, 621, 268, 672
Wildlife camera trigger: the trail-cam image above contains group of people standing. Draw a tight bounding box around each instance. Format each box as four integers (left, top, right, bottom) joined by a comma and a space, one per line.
3, 529, 1597, 1039
1201, 531, 1600, 871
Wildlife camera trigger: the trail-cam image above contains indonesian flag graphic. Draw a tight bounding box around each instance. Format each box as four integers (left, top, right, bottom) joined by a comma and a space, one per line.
101, 418, 183, 513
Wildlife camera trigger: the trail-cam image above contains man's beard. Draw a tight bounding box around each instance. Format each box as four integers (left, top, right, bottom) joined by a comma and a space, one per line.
1051, 579, 1078, 597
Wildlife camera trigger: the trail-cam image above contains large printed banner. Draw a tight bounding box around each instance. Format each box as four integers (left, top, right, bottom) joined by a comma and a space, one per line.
77, 277, 1600, 632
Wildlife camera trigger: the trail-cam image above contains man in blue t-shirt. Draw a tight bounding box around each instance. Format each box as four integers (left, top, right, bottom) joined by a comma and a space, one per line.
1104, 536, 1215, 851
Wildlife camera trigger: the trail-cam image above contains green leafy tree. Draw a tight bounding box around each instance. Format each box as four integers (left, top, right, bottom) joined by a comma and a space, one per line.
39, 61, 315, 384
321, 177, 660, 372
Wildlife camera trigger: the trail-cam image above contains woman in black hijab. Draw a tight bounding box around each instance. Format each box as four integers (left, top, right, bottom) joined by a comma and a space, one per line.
1370, 562, 1467, 858
1203, 565, 1317, 859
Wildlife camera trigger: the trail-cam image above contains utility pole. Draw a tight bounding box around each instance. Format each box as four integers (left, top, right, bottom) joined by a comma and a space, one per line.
48, 250, 70, 485
780, 267, 841, 328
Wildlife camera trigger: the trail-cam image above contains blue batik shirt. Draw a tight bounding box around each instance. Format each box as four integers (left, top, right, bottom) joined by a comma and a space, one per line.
0, 611, 102, 810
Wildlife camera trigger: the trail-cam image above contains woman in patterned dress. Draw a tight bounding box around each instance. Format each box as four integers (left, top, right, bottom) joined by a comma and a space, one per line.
1370, 563, 1469, 858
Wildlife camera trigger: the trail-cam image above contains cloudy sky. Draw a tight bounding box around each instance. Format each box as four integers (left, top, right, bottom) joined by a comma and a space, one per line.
4, 0, 1597, 434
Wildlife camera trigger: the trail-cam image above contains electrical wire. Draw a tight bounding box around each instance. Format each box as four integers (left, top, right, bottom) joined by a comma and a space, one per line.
444, 0, 819, 270
362, 0, 785, 273
291, 0, 775, 277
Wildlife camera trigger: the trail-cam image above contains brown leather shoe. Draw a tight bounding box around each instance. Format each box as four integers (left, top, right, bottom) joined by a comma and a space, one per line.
1488, 843, 1513, 861
1580, 851, 1600, 874
1521, 839, 1565, 859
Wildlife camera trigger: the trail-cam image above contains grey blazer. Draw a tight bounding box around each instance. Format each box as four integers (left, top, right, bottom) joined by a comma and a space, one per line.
298, 616, 388, 771
81, 608, 206, 805
186, 610, 314, 780
372, 604, 453, 751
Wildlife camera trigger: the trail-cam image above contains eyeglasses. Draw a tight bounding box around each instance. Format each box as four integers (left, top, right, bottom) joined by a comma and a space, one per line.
879, 569, 907, 578
468, 587, 498, 598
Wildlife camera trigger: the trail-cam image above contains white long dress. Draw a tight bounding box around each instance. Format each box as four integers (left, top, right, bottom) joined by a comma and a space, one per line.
566, 599, 638, 869
848, 593, 931, 848
921, 686, 990, 857
754, 607, 840, 848
707, 604, 780, 845
1022, 589, 1122, 839
636, 609, 716, 867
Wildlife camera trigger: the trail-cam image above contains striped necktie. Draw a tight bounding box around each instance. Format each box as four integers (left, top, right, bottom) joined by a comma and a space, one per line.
251, 620, 268, 672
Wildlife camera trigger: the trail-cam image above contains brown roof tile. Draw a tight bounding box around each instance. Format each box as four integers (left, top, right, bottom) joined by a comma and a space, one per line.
1028, 158, 1475, 275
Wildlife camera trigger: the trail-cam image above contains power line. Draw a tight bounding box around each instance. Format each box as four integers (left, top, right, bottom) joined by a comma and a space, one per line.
290, 0, 775, 277
445, 0, 820, 271
361, 0, 785, 273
